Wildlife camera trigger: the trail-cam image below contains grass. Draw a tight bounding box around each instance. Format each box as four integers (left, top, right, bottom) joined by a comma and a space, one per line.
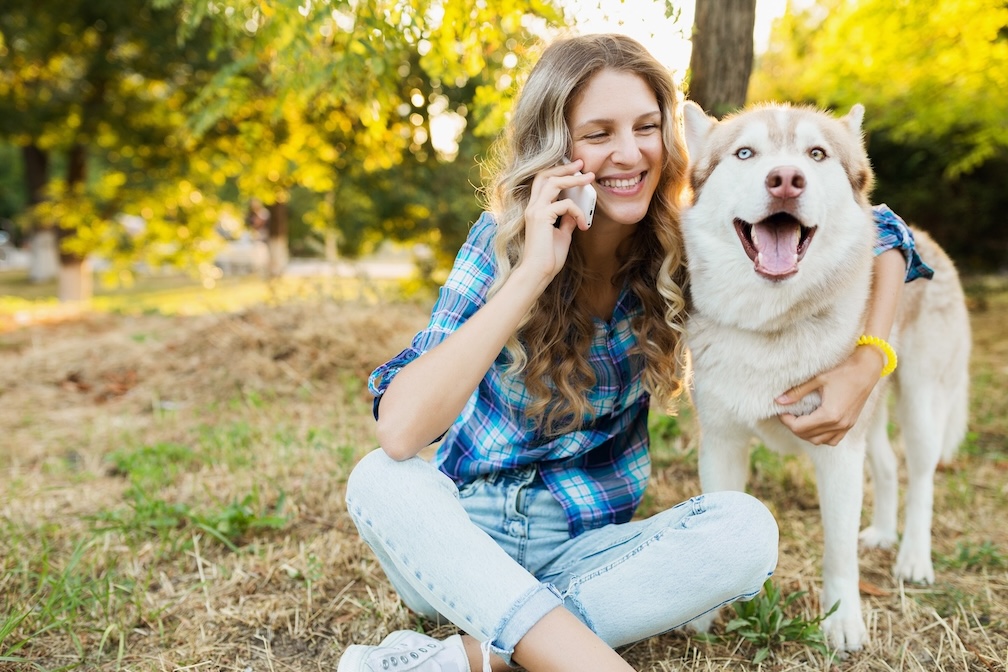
0, 273, 1006, 670
0, 265, 423, 331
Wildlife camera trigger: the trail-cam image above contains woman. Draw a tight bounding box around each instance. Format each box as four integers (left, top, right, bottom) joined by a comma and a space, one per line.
341, 33, 925, 672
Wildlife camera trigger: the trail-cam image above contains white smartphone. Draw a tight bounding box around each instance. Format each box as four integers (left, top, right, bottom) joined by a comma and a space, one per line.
558, 158, 596, 228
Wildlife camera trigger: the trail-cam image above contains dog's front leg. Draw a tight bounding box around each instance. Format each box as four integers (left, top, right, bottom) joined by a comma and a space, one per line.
807, 438, 868, 651
697, 420, 755, 493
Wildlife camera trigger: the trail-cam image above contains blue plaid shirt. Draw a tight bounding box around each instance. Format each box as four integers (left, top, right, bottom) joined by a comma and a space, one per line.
369, 207, 930, 538
873, 204, 934, 280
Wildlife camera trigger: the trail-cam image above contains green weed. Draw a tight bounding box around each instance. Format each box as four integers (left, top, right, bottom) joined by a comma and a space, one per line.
0, 537, 108, 665
937, 540, 1006, 571
649, 412, 683, 442
197, 421, 258, 468
93, 485, 288, 552
109, 441, 201, 490
749, 444, 785, 479
916, 584, 990, 620
647, 410, 695, 469
0, 602, 33, 663
191, 489, 289, 550
284, 552, 324, 587
92, 487, 192, 546
720, 580, 837, 663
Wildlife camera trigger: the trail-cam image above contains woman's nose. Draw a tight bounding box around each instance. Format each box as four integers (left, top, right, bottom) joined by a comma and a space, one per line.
611, 133, 643, 165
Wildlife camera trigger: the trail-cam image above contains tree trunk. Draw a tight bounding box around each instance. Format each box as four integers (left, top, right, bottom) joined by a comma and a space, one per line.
323, 190, 338, 262
28, 229, 60, 283
58, 257, 93, 303
688, 0, 757, 117
58, 144, 91, 301
23, 144, 60, 283
266, 201, 290, 277
23, 144, 48, 205
324, 229, 338, 262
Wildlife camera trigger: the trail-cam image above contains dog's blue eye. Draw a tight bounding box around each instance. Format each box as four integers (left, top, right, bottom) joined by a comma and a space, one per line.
810, 147, 827, 161
735, 148, 754, 160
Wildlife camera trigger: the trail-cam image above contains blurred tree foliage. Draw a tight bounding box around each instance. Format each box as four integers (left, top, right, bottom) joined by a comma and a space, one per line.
0, 0, 227, 289
167, 0, 563, 265
0, 0, 565, 296
749, 0, 1008, 271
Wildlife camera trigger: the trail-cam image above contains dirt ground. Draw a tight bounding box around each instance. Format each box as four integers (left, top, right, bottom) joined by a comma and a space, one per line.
0, 290, 1006, 671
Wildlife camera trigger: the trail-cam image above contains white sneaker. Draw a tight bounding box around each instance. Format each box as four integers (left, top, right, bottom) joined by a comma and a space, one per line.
337, 631, 471, 672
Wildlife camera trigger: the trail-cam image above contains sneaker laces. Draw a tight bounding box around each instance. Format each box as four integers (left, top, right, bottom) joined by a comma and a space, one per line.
374, 636, 456, 670
479, 640, 492, 672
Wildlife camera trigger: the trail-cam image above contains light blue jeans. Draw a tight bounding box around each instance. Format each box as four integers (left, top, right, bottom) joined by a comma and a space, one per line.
344, 449, 778, 665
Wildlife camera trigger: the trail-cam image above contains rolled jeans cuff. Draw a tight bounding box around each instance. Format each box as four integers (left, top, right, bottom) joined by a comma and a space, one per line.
490, 582, 564, 665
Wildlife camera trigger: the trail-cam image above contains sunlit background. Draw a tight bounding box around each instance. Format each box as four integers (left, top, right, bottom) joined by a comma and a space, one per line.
1, 0, 1005, 318
428, 0, 792, 157
565, 0, 791, 80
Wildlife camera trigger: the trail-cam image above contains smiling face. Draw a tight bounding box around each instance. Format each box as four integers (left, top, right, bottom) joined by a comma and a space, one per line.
567, 69, 664, 230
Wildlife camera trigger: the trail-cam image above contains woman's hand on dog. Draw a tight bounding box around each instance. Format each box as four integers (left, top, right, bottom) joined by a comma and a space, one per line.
777, 346, 885, 445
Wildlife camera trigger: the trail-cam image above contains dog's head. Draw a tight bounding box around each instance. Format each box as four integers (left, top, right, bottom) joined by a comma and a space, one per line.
681, 102, 875, 288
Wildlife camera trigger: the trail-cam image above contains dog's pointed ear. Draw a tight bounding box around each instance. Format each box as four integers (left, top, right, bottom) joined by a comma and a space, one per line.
682, 101, 715, 164
844, 104, 865, 134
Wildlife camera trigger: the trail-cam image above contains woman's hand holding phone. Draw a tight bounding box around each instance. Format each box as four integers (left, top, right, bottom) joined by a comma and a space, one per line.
557, 157, 596, 229
521, 158, 595, 284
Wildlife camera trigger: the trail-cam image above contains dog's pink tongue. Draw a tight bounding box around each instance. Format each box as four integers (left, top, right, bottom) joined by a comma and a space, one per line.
753, 222, 800, 276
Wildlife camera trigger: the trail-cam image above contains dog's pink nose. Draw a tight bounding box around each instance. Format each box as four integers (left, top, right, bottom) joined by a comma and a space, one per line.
765, 166, 805, 200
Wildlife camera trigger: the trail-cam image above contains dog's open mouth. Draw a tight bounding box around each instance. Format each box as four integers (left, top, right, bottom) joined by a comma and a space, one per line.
734, 213, 817, 280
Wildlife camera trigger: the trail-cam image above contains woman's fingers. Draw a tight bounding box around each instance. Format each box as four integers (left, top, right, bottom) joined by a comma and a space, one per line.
528, 160, 594, 231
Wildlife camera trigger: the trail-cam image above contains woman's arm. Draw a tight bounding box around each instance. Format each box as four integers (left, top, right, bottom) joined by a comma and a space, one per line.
375, 263, 550, 459
776, 248, 906, 445
374, 163, 595, 460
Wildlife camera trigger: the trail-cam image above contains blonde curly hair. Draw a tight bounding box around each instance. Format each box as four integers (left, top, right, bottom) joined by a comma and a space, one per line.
482, 33, 690, 436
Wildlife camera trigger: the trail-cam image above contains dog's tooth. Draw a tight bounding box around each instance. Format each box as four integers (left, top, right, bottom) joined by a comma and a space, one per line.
752, 228, 759, 245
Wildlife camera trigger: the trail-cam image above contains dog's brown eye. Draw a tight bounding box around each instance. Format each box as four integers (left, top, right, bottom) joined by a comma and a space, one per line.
735, 147, 754, 160
810, 147, 827, 161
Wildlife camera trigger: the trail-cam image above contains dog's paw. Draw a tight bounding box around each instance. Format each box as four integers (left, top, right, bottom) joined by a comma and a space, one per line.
822, 610, 867, 651
859, 526, 898, 549
894, 547, 935, 584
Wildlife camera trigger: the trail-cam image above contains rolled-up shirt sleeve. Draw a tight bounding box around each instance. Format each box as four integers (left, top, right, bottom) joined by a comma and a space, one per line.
872, 203, 935, 282
368, 213, 499, 418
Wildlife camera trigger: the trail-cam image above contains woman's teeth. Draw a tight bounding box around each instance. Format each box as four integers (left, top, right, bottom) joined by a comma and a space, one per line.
598, 174, 643, 189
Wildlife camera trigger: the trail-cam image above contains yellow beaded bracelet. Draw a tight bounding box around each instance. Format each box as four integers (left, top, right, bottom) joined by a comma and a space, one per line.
856, 334, 898, 377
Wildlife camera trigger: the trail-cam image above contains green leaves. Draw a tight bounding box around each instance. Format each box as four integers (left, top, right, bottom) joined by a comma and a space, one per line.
2, 0, 570, 296
751, 0, 1008, 179
721, 579, 838, 663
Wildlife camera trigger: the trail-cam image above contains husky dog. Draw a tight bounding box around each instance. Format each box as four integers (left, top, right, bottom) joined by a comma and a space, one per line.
680, 101, 970, 650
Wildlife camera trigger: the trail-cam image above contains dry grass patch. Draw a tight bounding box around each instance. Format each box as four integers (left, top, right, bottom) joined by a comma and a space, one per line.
1, 285, 1006, 671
